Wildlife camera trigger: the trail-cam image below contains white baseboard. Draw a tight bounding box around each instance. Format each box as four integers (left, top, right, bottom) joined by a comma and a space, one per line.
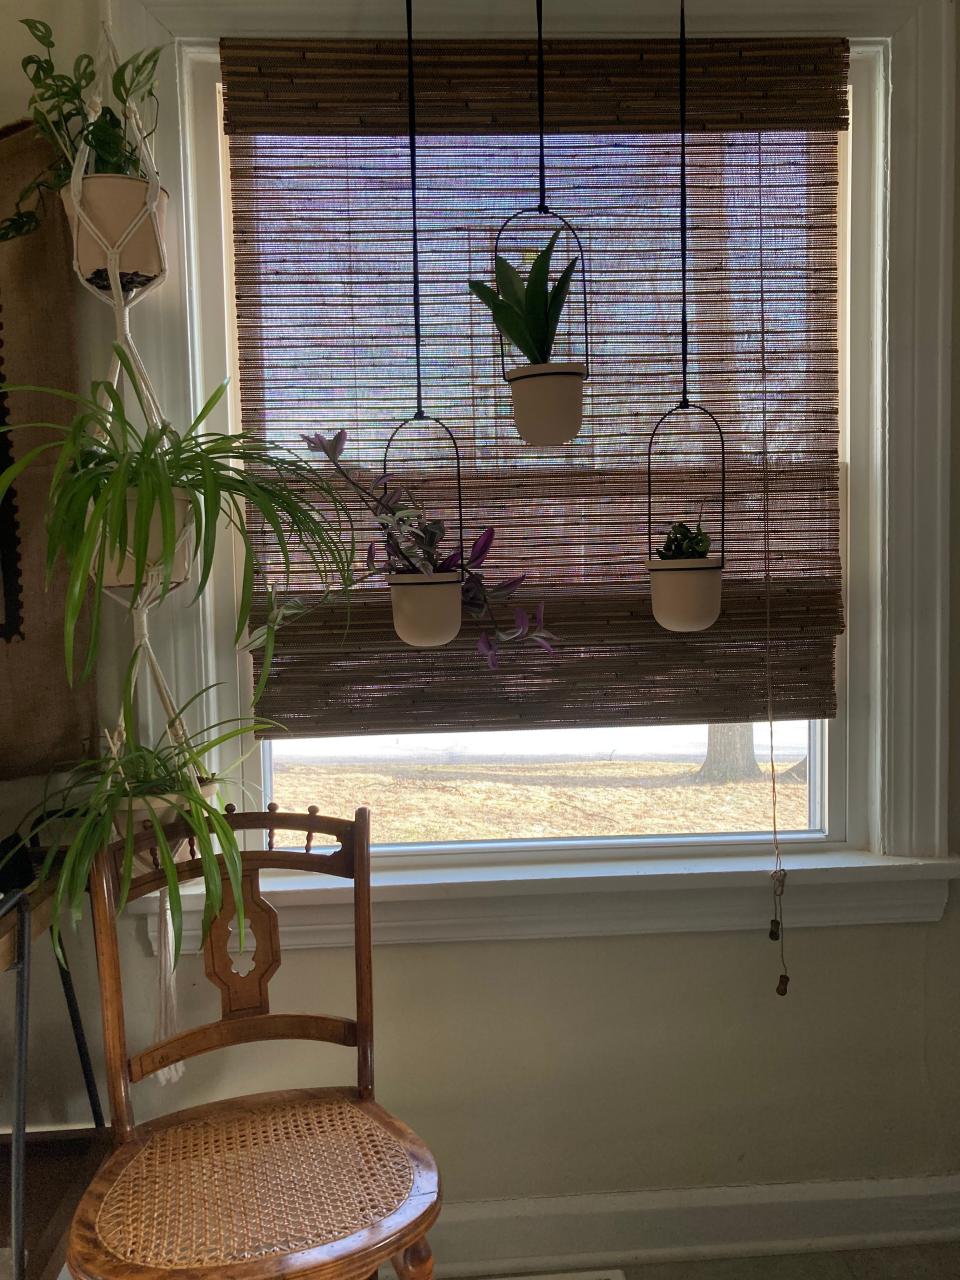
431, 1175, 960, 1276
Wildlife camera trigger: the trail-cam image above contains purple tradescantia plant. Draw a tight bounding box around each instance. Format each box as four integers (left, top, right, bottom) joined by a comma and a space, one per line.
303, 430, 557, 668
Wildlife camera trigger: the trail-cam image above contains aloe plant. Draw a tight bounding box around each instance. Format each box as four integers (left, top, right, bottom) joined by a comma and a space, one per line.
468, 231, 578, 365
0, 19, 163, 241
0, 345, 354, 684
656, 520, 712, 560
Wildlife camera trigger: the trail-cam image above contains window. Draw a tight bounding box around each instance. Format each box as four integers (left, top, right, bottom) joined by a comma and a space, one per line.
267, 720, 821, 846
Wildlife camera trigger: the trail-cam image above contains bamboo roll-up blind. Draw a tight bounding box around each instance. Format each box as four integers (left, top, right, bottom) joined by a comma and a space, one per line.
221, 37, 847, 738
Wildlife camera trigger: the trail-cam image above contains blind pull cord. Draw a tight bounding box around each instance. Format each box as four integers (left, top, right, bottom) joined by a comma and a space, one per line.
756, 130, 790, 995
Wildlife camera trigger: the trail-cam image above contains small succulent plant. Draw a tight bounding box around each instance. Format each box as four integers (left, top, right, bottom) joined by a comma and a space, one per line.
467, 231, 578, 365
656, 519, 712, 560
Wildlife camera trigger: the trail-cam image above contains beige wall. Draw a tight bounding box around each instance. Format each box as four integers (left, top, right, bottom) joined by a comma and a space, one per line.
0, 1, 99, 130
0, 0, 958, 1220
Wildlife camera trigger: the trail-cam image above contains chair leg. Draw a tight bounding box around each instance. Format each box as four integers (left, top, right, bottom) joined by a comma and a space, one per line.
391, 1237, 433, 1280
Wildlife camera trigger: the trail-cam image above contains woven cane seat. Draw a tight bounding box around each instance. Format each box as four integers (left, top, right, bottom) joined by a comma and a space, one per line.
71, 1090, 438, 1276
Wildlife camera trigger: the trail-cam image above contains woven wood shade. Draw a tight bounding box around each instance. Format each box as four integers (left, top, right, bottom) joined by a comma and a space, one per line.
220, 38, 849, 136
221, 37, 847, 738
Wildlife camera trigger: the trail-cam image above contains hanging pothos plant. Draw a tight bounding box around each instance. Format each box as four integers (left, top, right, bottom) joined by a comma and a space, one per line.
305, 429, 557, 667
0, 19, 162, 242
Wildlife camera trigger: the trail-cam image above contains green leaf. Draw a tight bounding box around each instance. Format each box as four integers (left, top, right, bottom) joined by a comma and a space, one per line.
21, 19, 54, 49
494, 255, 526, 311
545, 256, 578, 358
524, 231, 560, 362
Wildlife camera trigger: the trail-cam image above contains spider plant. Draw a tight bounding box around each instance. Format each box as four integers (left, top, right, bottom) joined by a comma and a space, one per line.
0, 345, 354, 683
0, 19, 163, 241
9, 674, 268, 962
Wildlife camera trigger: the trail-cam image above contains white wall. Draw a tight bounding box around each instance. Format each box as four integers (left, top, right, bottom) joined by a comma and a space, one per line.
0, 2, 100, 129
0, 0, 958, 1248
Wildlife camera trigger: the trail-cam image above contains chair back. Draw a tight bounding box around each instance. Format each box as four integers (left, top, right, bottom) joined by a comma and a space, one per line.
89, 805, 372, 1142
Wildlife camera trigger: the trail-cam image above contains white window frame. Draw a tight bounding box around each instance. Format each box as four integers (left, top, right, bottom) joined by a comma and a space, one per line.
130, 0, 957, 949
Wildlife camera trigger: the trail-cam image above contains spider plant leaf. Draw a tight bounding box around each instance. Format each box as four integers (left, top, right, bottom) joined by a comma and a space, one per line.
494, 255, 526, 311
0, 440, 61, 503
63, 487, 110, 684
149, 820, 184, 963
251, 624, 275, 704
187, 379, 229, 435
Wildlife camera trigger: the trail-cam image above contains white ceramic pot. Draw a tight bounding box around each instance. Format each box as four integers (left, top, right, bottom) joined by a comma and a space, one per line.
114, 780, 219, 852
100, 487, 193, 589
505, 361, 585, 445
646, 556, 723, 632
61, 175, 168, 292
388, 571, 462, 648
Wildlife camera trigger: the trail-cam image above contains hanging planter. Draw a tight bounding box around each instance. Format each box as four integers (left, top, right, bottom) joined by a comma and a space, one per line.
644, 0, 727, 635
116, 779, 219, 848
470, 227, 588, 446
99, 486, 193, 589
381, 417, 466, 649
504, 361, 585, 446
647, 552, 723, 632
645, 405, 726, 633
466, 0, 590, 447
387, 570, 463, 648
61, 175, 168, 293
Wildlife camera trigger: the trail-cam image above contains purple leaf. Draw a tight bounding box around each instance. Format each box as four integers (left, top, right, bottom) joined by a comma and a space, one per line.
301, 429, 347, 461
468, 527, 495, 567
530, 634, 556, 654
514, 607, 530, 637
491, 575, 525, 599
534, 602, 545, 630
438, 549, 463, 571
366, 541, 378, 570
477, 632, 499, 670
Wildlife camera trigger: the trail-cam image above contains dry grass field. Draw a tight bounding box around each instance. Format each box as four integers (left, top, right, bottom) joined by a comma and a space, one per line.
271, 757, 808, 844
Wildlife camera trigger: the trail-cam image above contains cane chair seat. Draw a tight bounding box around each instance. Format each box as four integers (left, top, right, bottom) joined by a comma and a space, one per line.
70, 1088, 440, 1280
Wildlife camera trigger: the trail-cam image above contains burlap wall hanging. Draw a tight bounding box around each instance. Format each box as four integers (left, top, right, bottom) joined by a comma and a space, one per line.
0, 121, 97, 779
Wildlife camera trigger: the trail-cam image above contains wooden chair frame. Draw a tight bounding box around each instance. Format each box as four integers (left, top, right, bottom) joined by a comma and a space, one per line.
69, 805, 440, 1280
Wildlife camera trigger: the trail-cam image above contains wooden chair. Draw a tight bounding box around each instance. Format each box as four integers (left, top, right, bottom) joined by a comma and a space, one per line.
68, 805, 440, 1280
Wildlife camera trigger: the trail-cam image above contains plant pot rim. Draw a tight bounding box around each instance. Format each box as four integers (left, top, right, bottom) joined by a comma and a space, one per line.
62, 174, 171, 197
645, 555, 723, 572
505, 361, 586, 383
387, 570, 462, 586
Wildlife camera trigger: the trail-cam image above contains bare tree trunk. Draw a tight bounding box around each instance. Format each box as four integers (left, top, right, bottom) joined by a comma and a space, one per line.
697, 722, 762, 783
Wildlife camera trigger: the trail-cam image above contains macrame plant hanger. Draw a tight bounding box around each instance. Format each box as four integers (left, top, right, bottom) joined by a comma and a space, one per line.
645, 0, 726, 633
382, 0, 466, 650
68, 21, 190, 1074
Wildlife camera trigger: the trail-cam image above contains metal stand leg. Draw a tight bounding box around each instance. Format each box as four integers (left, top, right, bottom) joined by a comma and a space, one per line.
54, 933, 105, 1129
11, 895, 30, 1280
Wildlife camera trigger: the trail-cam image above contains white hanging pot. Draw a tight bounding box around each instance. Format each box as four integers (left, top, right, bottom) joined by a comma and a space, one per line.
646, 556, 723, 632
388, 571, 462, 648
115, 780, 219, 839
61, 175, 168, 292
100, 487, 193, 589
505, 361, 585, 446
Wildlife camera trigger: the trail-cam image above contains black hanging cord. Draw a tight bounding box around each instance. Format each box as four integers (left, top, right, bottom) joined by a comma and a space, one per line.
404, 0, 425, 419
679, 0, 690, 408
536, 0, 548, 213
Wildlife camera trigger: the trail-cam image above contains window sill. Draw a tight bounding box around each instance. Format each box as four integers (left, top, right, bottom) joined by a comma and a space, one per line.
132, 849, 960, 953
